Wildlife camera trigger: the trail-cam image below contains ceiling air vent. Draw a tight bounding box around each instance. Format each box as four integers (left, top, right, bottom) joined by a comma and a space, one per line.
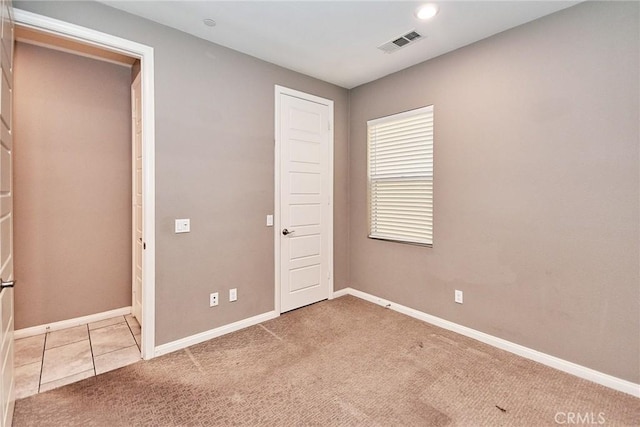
378, 30, 424, 54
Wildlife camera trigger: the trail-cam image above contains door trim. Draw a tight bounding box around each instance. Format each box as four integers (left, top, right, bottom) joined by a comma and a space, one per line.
274, 85, 334, 315
131, 72, 142, 323
14, 9, 157, 360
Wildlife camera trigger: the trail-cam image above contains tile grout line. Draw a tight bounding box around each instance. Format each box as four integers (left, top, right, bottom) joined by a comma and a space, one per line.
46, 337, 89, 351
92, 344, 139, 358
89, 318, 127, 332
87, 323, 97, 377
37, 332, 48, 393
24, 316, 138, 396
124, 315, 141, 353
91, 316, 141, 375
89, 326, 126, 335
90, 316, 129, 374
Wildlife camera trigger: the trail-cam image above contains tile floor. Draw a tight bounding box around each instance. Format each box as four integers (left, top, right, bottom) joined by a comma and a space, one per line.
14, 314, 142, 399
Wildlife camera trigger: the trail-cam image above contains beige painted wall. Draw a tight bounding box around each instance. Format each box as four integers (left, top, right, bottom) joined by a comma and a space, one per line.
14, 1, 350, 345
13, 42, 133, 328
349, 1, 639, 383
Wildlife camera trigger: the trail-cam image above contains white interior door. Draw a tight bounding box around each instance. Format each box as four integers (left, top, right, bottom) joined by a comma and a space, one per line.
0, 0, 14, 425
131, 73, 143, 323
276, 87, 333, 313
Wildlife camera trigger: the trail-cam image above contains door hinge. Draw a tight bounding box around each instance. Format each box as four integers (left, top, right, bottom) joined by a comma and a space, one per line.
143, 242, 146, 250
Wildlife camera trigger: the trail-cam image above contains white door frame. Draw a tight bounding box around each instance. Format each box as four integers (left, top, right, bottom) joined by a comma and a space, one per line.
274, 85, 334, 314
131, 72, 143, 323
13, 9, 157, 360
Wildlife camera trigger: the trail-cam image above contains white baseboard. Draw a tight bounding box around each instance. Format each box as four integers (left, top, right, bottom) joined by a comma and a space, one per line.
14, 306, 132, 339
332, 288, 350, 298
335, 288, 640, 398
154, 310, 279, 358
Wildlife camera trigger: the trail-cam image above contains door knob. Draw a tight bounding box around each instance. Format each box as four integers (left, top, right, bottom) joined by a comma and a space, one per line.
282, 228, 295, 236
0, 279, 15, 289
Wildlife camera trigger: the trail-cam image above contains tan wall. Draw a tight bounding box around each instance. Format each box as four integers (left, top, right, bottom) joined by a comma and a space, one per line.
349, 1, 639, 383
14, 0, 350, 345
14, 42, 133, 328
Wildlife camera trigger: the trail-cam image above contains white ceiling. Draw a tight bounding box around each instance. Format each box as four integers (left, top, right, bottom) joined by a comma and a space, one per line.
99, 1, 580, 89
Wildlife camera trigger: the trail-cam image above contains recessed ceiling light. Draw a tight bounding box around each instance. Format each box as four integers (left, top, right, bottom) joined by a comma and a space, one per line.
203, 18, 216, 27
415, 4, 439, 20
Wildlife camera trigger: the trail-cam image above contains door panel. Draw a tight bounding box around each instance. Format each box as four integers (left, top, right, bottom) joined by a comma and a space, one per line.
289, 265, 322, 292
290, 235, 321, 259
0, 219, 8, 267
290, 140, 320, 164
0, 0, 13, 424
290, 204, 321, 226
0, 305, 12, 427
0, 147, 8, 192
278, 92, 331, 312
0, 73, 9, 129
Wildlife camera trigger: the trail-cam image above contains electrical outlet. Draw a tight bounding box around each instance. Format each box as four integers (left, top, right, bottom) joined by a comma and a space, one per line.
454, 290, 463, 304
209, 292, 219, 307
229, 288, 237, 302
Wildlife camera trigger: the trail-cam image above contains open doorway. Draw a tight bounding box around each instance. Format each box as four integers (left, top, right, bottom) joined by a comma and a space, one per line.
15, 10, 155, 359
12, 26, 141, 396
14, 26, 140, 328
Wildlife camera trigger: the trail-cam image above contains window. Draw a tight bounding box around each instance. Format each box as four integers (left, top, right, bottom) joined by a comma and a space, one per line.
367, 106, 433, 246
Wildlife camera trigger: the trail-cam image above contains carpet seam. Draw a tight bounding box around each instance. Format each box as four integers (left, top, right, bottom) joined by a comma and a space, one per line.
258, 323, 283, 341
183, 348, 205, 374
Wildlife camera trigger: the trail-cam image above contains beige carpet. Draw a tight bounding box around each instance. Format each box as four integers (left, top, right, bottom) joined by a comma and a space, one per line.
13, 296, 640, 426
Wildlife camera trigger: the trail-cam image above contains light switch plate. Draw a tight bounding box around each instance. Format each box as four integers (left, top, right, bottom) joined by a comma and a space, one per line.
266, 215, 274, 227
175, 219, 190, 233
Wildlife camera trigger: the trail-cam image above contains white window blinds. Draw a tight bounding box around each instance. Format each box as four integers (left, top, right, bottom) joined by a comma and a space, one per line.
367, 106, 433, 246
